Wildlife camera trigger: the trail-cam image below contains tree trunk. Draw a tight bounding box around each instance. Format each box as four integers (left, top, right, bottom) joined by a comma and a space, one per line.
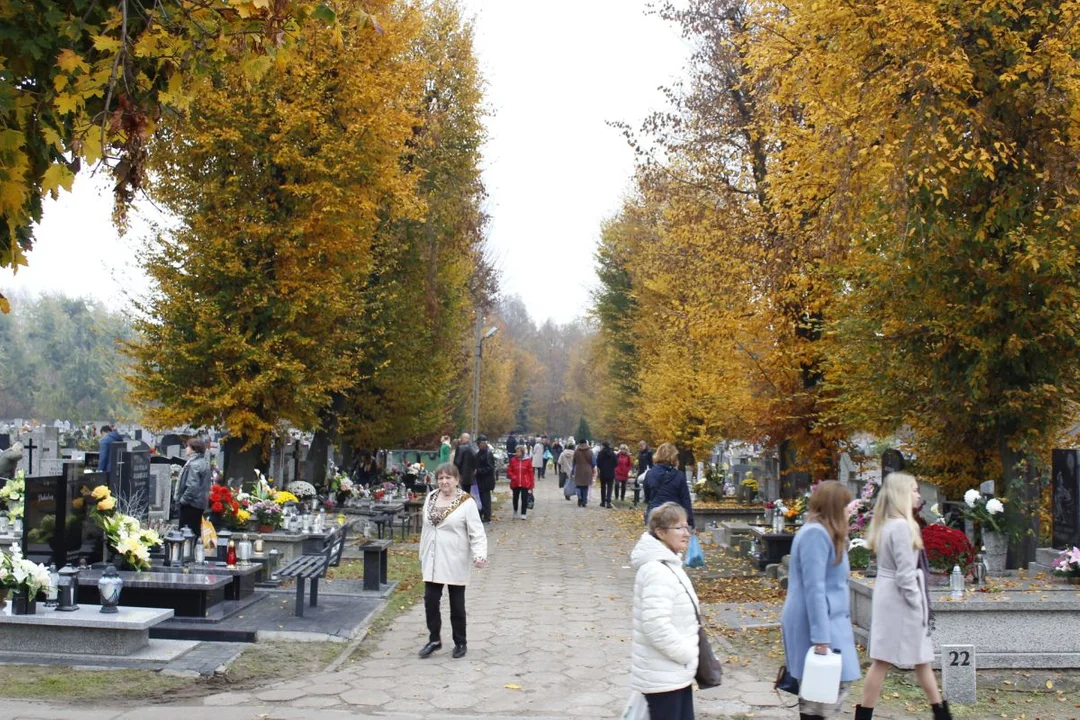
307, 430, 330, 488
222, 437, 265, 488
1000, 439, 1037, 569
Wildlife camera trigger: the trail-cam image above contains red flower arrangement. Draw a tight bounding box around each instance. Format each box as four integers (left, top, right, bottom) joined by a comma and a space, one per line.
922, 523, 976, 573
209, 484, 240, 516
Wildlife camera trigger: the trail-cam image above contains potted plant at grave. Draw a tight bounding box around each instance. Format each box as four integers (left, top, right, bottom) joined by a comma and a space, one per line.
738, 476, 759, 503
251, 500, 283, 533
1052, 547, 1080, 585
922, 523, 976, 581
287, 481, 317, 510
960, 488, 1007, 572
0, 543, 51, 614
848, 537, 872, 571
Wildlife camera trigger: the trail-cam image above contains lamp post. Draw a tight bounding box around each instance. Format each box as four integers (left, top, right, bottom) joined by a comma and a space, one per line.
471, 314, 499, 438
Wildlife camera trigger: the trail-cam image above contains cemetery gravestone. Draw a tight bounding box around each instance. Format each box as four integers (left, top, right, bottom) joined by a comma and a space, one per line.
113, 445, 152, 523
0, 433, 8, 451
20, 465, 105, 566
940, 644, 976, 704
1052, 449, 1080, 549
882, 448, 905, 478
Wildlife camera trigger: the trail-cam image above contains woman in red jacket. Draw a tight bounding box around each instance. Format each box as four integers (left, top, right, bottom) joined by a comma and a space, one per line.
508, 445, 535, 520
614, 444, 634, 503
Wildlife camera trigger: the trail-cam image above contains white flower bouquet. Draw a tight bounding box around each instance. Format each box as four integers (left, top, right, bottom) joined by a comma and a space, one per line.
0, 543, 51, 596
961, 488, 1007, 534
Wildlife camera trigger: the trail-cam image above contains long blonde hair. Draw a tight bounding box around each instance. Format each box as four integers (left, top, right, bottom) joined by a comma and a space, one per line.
866, 472, 923, 552
806, 481, 853, 564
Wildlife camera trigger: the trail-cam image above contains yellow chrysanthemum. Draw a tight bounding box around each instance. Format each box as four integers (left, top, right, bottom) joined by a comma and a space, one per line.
91, 486, 112, 500
97, 496, 116, 511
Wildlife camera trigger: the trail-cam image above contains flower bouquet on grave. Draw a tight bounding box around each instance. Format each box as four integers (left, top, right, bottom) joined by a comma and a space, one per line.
272, 490, 300, 507
1052, 547, 1080, 583
0, 542, 51, 613
101, 513, 160, 571
208, 484, 241, 528
845, 480, 878, 537
0, 469, 25, 521
960, 488, 1007, 534
287, 481, 317, 501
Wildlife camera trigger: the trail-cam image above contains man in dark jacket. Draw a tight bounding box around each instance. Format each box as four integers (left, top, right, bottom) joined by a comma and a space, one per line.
97, 425, 125, 473
506, 432, 517, 457
643, 443, 695, 528
637, 441, 653, 477
595, 441, 618, 508
453, 432, 478, 492
474, 435, 495, 522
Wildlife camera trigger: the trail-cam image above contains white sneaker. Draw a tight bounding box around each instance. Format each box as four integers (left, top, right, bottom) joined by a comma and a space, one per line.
520, 515, 528, 520
513, 512, 520, 520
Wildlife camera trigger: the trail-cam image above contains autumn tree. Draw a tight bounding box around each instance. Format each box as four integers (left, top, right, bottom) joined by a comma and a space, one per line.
127, 0, 423, 478
0, 0, 365, 312
749, 0, 1080, 560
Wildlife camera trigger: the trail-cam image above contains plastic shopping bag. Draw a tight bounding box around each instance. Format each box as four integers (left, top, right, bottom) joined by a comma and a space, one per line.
684, 533, 705, 568
621, 691, 650, 720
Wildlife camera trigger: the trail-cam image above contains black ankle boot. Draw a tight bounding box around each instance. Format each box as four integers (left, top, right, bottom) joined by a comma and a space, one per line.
854, 706, 874, 720
931, 701, 952, 720
800, 714, 824, 720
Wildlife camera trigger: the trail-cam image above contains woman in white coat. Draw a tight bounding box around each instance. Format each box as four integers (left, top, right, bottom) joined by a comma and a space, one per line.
629, 501, 699, 720
418, 462, 488, 660
856, 472, 950, 720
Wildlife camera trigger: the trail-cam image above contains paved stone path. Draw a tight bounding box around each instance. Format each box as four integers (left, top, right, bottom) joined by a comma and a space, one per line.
0, 479, 921, 719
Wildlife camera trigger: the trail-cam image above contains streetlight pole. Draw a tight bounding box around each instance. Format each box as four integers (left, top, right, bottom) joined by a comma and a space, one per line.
471, 313, 498, 439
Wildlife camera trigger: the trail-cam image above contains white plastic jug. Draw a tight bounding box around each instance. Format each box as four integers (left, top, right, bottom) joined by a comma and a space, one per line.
799, 647, 843, 704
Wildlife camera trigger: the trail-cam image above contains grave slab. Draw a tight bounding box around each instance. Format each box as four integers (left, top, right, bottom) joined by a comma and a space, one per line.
0, 604, 173, 655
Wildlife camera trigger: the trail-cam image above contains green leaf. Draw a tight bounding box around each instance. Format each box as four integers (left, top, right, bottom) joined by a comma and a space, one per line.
312, 4, 337, 25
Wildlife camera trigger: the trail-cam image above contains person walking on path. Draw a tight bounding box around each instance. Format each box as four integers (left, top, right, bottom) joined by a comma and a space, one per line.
596, 441, 618, 508
643, 443, 695, 529
418, 462, 487, 660
855, 473, 951, 720
551, 438, 563, 480
637, 440, 653, 477
553, 439, 568, 488
629, 501, 700, 720
559, 442, 576, 499
474, 435, 496, 523
438, 436, 452, 464
615, 444, 633, 502
506, 432, 517, 458
532, 437, 545, 480
507, 445, 534, 520
780, 481, 860, 720
572, 439, 596, 507
453, 433, 477, 495
175, 438, 212, 538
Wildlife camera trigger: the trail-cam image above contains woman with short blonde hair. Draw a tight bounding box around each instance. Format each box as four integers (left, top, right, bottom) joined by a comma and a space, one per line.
643, 442, 694, 528
630, 502, 700, 719
856, 473, 950, 720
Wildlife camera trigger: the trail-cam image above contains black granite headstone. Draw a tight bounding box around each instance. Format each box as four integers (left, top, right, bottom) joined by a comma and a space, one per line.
1052, 449, 1080, 549
882, 449, 906, 478
113, 447, 151, 523
18, 465, 105, 567
0, 433, 9, 451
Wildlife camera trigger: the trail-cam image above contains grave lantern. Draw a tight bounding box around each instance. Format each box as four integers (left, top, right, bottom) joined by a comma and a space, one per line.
180, 526, 196, 564
216, 529, 233, 562
164, 530, 185, 567
57, 564, 80, 612
98, 564, 123, 613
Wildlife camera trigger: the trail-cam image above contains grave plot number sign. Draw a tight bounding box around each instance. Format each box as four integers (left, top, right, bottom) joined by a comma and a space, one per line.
941, 644, 976, 704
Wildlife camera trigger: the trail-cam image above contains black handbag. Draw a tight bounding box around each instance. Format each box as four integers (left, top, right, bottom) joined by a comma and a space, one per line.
774, 664, 800, 695
663, 564, 723, 689
527, 491, 535, 509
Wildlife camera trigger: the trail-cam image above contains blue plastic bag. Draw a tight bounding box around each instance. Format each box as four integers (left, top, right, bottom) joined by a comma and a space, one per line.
685, 533, 705, 568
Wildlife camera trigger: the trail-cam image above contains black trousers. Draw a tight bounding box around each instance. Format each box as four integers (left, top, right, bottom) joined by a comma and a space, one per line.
513, 487, 529, 516
645, 685, 694, 720
179, 504, 204, 538
615, 479, 628, 500
478, 489, 492, 521
424, 582, 466, 646
600, 477, 614, 505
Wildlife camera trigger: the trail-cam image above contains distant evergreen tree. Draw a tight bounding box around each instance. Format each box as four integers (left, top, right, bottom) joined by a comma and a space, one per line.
576, 416, 591, 443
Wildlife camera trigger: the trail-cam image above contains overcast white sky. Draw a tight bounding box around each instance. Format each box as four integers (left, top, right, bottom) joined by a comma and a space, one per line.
2, 0, 689, 325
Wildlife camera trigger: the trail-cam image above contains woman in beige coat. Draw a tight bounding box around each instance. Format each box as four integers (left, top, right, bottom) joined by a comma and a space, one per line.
855, 472, 950, 720
418, 463, 487, 660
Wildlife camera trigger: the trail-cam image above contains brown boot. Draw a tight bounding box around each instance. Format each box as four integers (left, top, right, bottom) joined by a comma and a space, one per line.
854, 706, 874, 720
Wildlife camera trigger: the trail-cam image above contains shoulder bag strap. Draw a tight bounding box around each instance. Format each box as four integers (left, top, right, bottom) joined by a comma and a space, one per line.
660, 561, 701, 621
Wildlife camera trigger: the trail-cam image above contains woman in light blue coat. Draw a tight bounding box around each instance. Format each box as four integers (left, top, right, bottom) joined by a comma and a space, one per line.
780, 481, 860, 720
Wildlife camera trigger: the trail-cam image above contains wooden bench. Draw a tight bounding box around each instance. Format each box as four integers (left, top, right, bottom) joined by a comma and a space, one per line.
277, 525, 348, 617
358, 538, 392, 591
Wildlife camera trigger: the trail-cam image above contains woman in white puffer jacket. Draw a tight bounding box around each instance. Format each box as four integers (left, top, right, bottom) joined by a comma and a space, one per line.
630, 501, 700, 719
